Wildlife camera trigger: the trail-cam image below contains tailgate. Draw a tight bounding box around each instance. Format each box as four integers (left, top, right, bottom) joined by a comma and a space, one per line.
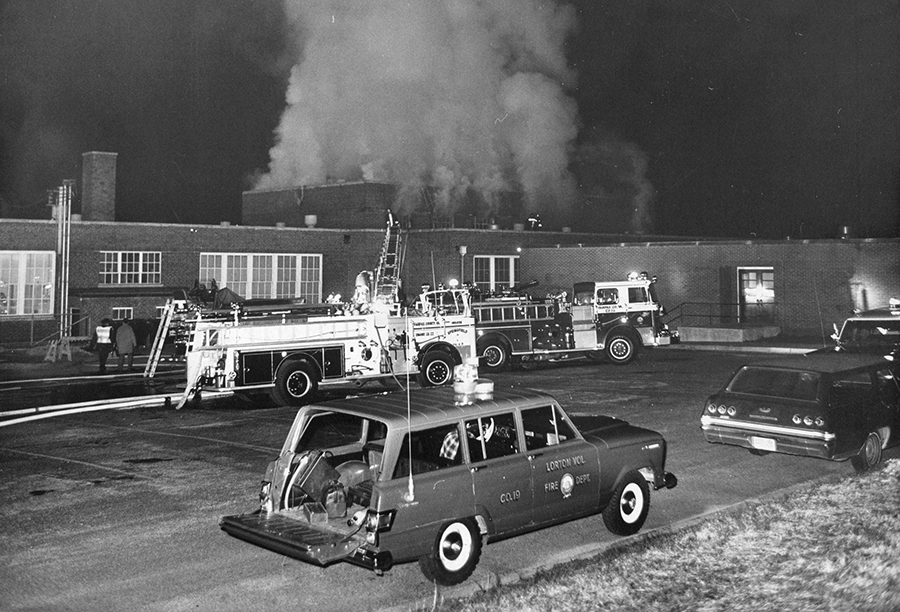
221, 512, 363, 566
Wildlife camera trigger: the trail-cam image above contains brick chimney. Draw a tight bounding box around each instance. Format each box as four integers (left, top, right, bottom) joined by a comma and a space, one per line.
80, 151, 117, 221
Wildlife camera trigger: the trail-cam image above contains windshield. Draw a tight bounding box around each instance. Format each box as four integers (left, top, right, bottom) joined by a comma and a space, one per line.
839, 319, 900, 349
727, 367, 821, 402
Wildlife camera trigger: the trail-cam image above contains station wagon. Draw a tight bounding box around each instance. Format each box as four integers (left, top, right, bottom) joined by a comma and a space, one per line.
221, 384, 677, 585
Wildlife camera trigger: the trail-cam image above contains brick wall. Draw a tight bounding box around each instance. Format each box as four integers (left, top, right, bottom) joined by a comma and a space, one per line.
2, 217, 897, 344
522, 239, 900, 336
80, 152, 117, 222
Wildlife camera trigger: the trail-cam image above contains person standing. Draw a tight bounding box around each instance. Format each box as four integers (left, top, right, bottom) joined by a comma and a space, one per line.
90, 318, 115, 374
115, 318, 138, 372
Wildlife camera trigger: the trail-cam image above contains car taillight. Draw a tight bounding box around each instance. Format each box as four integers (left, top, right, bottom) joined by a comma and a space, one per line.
726, 406, 736, 416
259, 481, 273, 513
365, 509, 395, 533
706, 404, 716, 414
792, 414, 825, 428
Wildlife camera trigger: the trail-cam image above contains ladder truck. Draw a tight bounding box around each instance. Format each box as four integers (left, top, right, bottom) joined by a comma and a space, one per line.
164, 214, 477, 408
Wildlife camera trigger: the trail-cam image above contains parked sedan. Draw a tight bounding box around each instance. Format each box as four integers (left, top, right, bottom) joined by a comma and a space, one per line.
701, 353, 900, 472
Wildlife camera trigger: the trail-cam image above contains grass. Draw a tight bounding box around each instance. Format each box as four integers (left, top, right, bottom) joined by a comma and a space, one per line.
433, 459, 900, 612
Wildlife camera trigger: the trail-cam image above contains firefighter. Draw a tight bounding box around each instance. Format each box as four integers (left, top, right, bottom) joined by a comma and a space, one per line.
415, 284, 433, 313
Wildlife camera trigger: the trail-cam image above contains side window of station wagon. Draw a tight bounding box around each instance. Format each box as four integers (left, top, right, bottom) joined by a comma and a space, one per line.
465, 412, 519, 462
392, 423, 463, 479
521, 405, 577, 451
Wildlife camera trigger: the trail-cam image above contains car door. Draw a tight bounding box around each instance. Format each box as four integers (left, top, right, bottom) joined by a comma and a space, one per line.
522, 404, 598, 526
828, 368, 877, 455
873, 366, 900, 435
465, 412, 534, 535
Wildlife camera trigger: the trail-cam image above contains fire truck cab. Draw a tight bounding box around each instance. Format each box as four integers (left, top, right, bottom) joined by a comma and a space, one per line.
474, 279, 671, 371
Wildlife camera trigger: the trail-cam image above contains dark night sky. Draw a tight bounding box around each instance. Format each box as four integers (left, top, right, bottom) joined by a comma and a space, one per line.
1, 0, 898, 239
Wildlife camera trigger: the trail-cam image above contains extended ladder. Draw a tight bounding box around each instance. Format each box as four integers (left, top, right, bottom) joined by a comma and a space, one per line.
373, 212, 404, 310
144, 299, 176, 378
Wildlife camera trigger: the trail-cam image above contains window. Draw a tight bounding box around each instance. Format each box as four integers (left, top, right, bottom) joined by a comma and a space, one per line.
473, 255, 519, 294
627, 286, 649, 304
392, 424, 464, 478
199, 252, 322, 302
112, 307, 133, 321
596, 288, 619, 305
0, 251, 55, 316
842, 320, 900, 347
100, 252, 161, 285
522, 405, 577, 451
738, 267, 776, 322
728, 367, 821, 402
465, 412, 519, 461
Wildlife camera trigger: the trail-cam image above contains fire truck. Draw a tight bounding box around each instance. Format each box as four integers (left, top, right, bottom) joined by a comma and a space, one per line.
472, 278, 672, 371
159, 215, 477, 408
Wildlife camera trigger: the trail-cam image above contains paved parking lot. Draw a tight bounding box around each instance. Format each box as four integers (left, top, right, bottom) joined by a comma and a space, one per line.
0, 348, 879, 612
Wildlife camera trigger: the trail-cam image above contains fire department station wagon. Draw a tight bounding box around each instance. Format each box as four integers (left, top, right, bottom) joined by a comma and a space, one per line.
220, 385, 678, 585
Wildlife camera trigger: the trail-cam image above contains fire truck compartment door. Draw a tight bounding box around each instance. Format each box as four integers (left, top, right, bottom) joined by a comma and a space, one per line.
571, 305, 596, 349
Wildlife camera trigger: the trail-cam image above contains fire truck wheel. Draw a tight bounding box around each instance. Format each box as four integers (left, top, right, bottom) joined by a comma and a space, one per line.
602, 470, 650, 536
478, 338, 509, 372
416, 351, 454, 387
272, 360, 319, 406
418, 518, 482, 586
605, 332, 638, 365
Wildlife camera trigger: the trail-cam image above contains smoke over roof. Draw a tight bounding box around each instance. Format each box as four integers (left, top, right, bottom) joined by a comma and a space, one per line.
255, 1, 582, 224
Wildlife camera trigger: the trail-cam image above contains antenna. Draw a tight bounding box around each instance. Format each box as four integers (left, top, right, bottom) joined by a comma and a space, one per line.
402, 310, 415, 503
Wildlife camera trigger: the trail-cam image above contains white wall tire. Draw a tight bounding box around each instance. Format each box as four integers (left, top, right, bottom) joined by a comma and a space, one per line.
418, 518, 482, 585
602, 470, 650, 536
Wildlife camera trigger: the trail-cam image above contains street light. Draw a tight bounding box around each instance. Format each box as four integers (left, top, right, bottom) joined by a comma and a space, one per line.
458, 245, 467, 285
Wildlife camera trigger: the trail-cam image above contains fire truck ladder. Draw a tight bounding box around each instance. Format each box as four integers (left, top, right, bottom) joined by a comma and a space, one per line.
374, 212, 404, 311
143, 299, 176, 378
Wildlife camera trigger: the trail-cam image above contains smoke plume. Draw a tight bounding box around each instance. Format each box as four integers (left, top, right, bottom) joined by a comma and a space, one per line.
256, 0, 580, 222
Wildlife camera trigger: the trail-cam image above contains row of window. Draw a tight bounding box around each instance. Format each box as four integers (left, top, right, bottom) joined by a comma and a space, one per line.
395, 404, 576, 477
0, 251, 519, 317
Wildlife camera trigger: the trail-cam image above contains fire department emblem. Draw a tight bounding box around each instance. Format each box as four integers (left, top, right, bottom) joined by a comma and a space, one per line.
560, 473, 575, 498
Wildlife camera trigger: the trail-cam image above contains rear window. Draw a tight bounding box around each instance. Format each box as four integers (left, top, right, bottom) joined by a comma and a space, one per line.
727, 367, 820, 402
297, 410, 387, 451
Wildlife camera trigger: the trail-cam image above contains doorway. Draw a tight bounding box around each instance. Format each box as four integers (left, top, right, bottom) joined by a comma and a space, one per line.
738, 267, 775, 323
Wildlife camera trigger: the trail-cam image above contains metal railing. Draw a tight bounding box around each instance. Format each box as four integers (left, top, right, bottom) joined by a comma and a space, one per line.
664, 301, 780, 328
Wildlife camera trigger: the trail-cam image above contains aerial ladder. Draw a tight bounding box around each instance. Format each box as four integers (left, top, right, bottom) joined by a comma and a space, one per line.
373, 212, 405, 313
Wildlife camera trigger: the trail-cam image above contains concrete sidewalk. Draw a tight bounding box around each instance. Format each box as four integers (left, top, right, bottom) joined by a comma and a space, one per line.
668, 339, 824, 355
0, 344, 181, 383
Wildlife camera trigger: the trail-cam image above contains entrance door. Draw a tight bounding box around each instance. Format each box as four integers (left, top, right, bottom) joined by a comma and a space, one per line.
738, 268, 775, 323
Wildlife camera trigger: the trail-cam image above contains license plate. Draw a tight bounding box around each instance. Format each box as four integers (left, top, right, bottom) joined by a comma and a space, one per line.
750, 436, 776, 452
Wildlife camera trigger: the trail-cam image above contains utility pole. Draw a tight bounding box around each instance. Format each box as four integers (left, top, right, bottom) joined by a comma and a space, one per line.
45, 180, 74, 362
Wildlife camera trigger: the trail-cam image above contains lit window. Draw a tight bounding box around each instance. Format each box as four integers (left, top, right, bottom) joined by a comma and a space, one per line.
473, 255, 519, 294
0, 251, 55, 317
112, 307, 133, 321
199, 252, 322, 302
